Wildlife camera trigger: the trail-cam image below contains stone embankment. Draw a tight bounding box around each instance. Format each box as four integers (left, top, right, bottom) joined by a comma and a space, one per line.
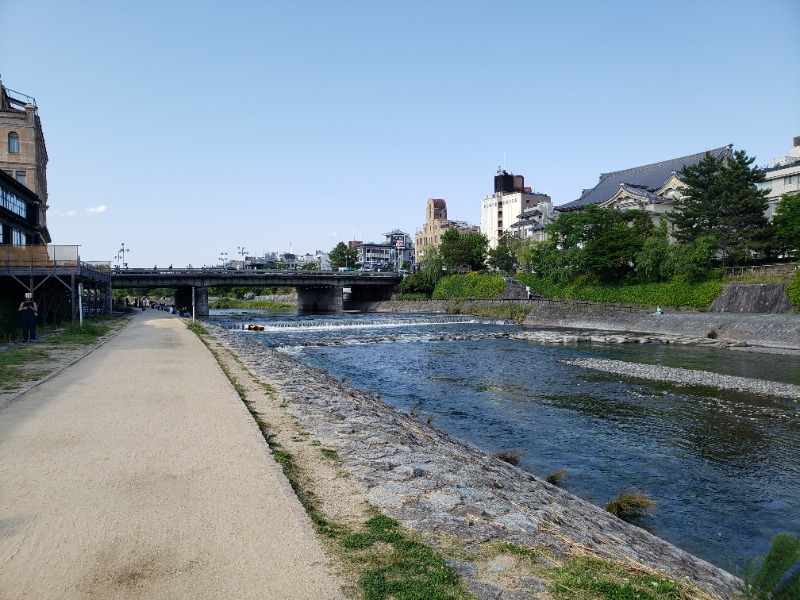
206, 323, 741, 599
373, 299, 800, 350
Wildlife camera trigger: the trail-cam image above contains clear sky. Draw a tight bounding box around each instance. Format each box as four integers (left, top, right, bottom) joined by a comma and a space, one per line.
2, 0, 798, 268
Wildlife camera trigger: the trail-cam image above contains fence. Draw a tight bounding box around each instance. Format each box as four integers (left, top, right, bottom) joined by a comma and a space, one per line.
0, 244, 81, 270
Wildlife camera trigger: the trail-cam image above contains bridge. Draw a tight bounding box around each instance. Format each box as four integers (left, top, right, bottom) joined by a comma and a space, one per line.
111, 268, 403, 315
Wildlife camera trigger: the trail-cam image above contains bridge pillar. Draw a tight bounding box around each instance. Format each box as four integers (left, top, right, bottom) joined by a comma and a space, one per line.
175, 286, 209, 317
194, 287, 209, 317
296, 286, 342, 313
343, 284, 398, 310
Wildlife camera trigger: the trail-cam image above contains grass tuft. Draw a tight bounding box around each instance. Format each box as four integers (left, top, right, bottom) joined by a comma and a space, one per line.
605, 489, 655, 521
494, 450, 522, 466
546, 468, 567, 486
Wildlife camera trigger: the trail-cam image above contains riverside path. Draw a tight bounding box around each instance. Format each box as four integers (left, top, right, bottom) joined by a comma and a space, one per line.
0, 310, 345, 599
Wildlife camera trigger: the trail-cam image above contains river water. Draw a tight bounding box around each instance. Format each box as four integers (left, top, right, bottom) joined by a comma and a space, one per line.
211, 310, 800, 572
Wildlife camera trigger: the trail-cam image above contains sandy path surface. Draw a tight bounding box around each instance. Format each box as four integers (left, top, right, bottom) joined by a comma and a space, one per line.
0, 310, 345, 599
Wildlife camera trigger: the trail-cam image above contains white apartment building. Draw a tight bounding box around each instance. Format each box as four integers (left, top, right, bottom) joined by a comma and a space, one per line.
480, 170, 553, 249
758, 136, 800, 219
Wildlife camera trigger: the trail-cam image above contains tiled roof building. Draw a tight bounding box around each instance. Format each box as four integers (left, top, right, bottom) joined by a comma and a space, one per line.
556, 145, 734, 226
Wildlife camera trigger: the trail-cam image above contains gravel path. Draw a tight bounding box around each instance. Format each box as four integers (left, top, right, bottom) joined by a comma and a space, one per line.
561, 357, 800, 399
0, 311, 345, 599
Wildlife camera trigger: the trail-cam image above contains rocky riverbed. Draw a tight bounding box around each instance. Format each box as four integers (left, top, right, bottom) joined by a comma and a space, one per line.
205, 322, 741, 599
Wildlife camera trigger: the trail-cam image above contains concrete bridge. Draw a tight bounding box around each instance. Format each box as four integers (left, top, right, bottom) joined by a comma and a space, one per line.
110, 268, 403, 315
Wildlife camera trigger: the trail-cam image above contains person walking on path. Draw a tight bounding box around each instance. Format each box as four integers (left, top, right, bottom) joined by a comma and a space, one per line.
18, 292, 37, 342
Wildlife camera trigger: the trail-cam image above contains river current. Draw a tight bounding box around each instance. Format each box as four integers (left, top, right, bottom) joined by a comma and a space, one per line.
211, 310, 800, 572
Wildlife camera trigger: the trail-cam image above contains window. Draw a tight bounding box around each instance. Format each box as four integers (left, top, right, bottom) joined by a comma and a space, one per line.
8, 132, 19, 153
15, 171, 26, 186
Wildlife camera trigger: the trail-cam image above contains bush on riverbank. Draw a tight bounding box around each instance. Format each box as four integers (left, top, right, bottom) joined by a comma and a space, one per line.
740, 533, 800, 600
432, 272, 506, 300
515, 273, 724, 309
787, 271, 800, 309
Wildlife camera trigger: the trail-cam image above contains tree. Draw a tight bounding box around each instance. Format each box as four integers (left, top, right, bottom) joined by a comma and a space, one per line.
439, 229, 488, 272
773, 192, 800, 259
487, 231, 518, 273
400, 246, 443, 297
671, 149, 771, 266
544, 205, 652, 283
328, 242, 358, 270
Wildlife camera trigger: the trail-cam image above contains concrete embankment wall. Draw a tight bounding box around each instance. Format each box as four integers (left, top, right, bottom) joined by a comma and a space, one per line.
373, 299, 800, 350
710, 283, 792, 313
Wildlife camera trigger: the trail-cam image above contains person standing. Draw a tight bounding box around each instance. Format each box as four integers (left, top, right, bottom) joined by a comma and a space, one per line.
18, 292, 38, 342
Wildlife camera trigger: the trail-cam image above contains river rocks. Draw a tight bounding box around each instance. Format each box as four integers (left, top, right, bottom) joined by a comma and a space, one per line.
561, 357, 800, 399
206, 323, 741, 599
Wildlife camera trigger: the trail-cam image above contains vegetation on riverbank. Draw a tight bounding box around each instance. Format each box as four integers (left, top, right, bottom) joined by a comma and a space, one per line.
786, 271, 800, 309
208, 298, 294, 310
0, 317, 122, 392
515, 273, 724, 310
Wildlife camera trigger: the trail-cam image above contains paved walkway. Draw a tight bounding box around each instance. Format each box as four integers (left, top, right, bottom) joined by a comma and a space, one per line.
0, 310, 345, 599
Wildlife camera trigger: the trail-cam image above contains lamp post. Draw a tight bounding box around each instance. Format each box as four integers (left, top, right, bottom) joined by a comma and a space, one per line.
219, 252, 228, 268
237, 246, 247, 269
118, 243, 129, 269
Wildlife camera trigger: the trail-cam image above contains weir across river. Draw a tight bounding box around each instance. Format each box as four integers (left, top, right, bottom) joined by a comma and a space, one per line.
111, 268, 402, 315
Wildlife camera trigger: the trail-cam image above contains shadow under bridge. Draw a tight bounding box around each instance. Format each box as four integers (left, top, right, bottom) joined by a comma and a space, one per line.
110, 269, 402, 315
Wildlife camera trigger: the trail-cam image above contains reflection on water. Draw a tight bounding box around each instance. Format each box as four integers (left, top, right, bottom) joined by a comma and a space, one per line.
211, 310, 800, 570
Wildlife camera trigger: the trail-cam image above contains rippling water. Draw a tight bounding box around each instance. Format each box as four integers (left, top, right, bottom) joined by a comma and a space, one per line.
211, 310, 800, 571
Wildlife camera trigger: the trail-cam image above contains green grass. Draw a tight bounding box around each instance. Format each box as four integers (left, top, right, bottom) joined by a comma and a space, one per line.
548, 556, 694, 599
49, 320, 111, 345
209, 298, 294, 310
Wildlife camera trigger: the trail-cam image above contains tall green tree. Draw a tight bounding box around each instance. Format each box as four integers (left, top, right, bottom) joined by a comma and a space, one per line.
487, 231, 518, 273
773, 191, 800, 259
328, 242, 358, 270
671, 149, 771, 265
439, 229, 488, 272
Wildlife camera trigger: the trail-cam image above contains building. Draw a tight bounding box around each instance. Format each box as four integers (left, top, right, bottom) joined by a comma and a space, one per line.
355, 230, 414, 271
414, 198, 479, 263
757, 136, 800, 219
556, 146, 734, 228
0, 168, 46, 245
0, 79, 50, 243
481, 170, 554, 248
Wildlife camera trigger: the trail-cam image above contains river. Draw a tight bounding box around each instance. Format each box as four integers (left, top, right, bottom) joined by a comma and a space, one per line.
211, 310, 800, 572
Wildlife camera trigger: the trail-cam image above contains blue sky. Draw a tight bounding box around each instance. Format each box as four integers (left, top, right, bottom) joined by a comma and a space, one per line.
2, 0, 798, 267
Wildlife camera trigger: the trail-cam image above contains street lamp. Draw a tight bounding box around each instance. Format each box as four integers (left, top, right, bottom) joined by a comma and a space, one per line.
118, 243, 129, 269
219, 252, 228, 268
237, 246, 247, 269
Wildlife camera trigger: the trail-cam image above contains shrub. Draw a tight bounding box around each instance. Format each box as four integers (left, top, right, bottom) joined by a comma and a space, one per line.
787, 271, 800, 310
432, 273, 506, 299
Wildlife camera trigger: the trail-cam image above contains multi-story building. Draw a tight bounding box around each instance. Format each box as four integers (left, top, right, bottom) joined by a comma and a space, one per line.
0, 79, 50, 243
758, 136, 800, 219
481, 169, 554, 248
355, 230, 414, 271
414, 198, 479, 263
